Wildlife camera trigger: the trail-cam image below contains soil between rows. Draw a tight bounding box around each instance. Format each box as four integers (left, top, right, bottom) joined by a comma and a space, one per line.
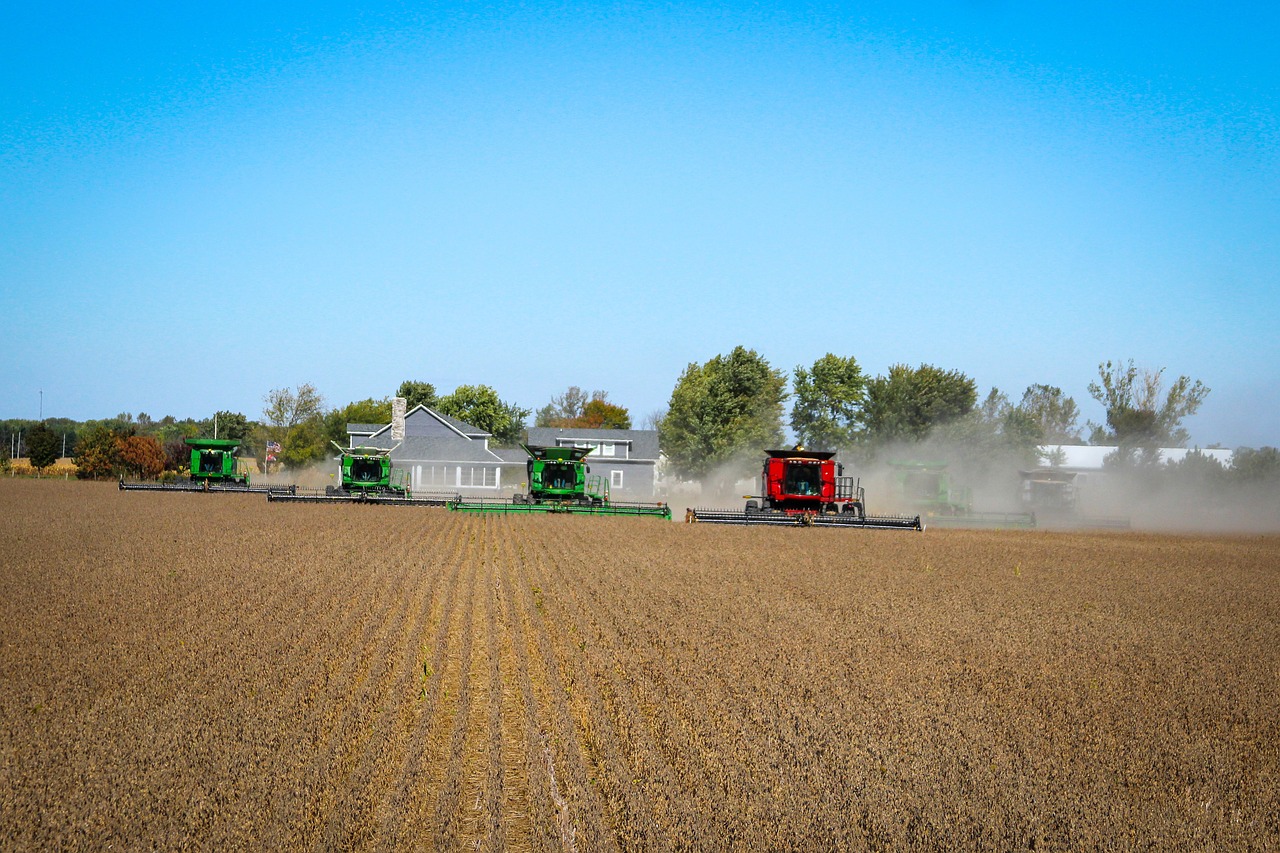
1, 479, 1277, 850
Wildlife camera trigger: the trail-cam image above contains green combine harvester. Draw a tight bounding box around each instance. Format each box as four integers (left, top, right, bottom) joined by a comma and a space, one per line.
120, 437, 295, 494
448, 445, 671, 519
887, 461, 1036, 528
267, 443, 449, 506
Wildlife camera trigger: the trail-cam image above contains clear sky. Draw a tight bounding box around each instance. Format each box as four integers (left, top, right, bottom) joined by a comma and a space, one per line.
3, 2, 1277, 448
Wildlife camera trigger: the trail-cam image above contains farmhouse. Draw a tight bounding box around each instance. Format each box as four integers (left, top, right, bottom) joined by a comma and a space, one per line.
348, 405, 508, 493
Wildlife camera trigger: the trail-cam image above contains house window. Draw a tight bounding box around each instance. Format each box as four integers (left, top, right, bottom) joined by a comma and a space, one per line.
599, 442, 615, 457
611, 470, 624, 488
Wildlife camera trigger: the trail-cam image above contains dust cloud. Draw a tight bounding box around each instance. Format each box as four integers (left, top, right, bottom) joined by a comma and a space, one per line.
658, 436, 1280, 533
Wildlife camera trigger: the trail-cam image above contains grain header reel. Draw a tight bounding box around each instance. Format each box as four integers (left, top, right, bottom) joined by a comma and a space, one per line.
686, 449, 923, 530
448, 444, 671, 519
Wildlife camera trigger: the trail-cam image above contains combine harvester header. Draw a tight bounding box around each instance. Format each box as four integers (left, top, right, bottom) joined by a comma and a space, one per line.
448, 445, 671, 519
120, 437, 295, 495
267, 443, 450, 506
687, 449, 923, 530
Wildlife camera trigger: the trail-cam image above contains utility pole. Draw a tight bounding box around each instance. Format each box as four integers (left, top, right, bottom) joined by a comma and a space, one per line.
39, 389, 43, 421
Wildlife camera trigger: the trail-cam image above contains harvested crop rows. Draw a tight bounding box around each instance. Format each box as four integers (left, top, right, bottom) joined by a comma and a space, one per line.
2, 479, 1278, 850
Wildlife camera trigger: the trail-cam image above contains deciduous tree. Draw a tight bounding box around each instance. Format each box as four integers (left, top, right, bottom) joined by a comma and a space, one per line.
117, 435, 165, 479
74, 424, 124, 479
323, 398, 394, 447
262, 384, 328, 467
26, 422, 61, 472
436, 385, 530, 447
1017, 385, 1082, 444
200, 411, 251, 441
659, 346, 787, 481
396, 381, 438, 410
790, 354, 867, 450
1087, 360, 1209, 463
536, 388, 632, 429
578, 397, 631, 429
862, 364, 977, 445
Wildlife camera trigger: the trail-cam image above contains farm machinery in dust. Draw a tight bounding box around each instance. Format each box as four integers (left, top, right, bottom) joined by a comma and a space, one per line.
267, 443, 450, 506
1018, 468, 1130, 529
886, 461, 1036, 528
119, 437, 295, 495
447, 445, 671, 519
686, 449, 923, 530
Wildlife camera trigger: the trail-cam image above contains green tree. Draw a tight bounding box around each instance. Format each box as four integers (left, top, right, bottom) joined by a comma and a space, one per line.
1017, 385, 1082, 444
199, 411, 251, 441
262, 384, 328, 467
436, 385, 530, 447
790, 354, 867, 450
659, 346, 788, 481
1087, 360, 1209, 463
862, 364, 977, 445
939, 388, 1042, 466
323, 398, 394, 447
1230, 446, 1280, 486
397, 380, 438, 410
26, 422, 60, 472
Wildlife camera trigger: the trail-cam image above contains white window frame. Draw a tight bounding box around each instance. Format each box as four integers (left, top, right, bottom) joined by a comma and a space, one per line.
610, 469, 624, 488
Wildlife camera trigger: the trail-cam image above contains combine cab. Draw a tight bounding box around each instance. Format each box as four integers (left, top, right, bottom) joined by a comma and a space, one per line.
269, 443, 448, 506
887, 461, 1035, 528
120, 438, 294, 494
448, 445, 671, 519
687, 449, 922, 530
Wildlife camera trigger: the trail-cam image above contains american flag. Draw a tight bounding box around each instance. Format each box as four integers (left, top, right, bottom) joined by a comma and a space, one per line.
266, 440, 281, 462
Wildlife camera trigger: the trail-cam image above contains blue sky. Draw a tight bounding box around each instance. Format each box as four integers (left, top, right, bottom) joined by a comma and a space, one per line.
3, 1, 1277, 447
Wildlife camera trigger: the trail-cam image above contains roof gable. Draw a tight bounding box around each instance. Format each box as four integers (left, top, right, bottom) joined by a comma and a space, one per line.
363, 404, 489, 442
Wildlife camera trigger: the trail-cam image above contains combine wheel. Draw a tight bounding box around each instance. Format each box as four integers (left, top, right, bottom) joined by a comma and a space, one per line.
745, 499, 759, 513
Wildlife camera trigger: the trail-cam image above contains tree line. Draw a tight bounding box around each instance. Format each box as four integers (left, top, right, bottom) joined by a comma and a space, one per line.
656, 349, 1241, 487
3, 353, 1273, 492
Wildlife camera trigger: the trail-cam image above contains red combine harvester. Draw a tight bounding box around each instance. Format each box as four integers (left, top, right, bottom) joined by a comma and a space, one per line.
686, 448, 923, 530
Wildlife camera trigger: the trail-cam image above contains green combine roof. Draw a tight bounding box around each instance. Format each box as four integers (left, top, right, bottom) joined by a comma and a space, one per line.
522, 444, 592, 462
185, 438, 241, 450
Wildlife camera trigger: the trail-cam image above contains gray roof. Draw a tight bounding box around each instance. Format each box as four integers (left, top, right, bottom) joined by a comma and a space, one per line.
493, 447, 531, 464
526, 427, 660, 460
363, 405, 490, 442
434, 410, 488, 437
363, 434, 505, 464
347, 423, 382, 434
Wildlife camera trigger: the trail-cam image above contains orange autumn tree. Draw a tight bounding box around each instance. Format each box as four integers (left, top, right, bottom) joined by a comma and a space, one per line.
535, 388, 631, 430
117, 434, 165, 480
